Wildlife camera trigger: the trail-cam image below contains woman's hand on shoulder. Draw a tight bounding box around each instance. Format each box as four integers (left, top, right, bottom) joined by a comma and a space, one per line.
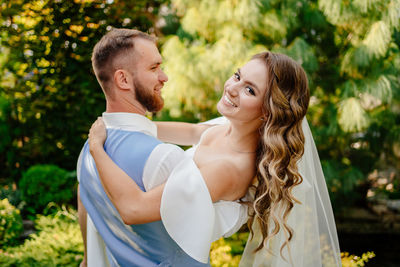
89, 117, 107, 153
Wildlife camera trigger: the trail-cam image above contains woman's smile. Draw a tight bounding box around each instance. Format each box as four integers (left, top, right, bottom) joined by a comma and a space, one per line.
223, 94, 237, 107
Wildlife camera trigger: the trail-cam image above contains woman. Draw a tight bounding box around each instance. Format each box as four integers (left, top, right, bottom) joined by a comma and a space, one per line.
88, 52, 341, 266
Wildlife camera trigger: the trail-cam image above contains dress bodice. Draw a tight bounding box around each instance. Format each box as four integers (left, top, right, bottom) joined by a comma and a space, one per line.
159, 129, 248, 264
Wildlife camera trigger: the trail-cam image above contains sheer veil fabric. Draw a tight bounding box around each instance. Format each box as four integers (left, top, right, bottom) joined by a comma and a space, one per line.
239, 118, 342, 267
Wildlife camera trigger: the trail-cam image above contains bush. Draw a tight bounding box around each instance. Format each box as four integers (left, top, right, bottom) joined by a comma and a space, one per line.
341, 251, 375, 267
0, 198, 23, 247
210, 237, 241, 267
0, 207, 83, 267
0, 184, 23, 209
19, 165, 77, 215
210, 232, 376, 267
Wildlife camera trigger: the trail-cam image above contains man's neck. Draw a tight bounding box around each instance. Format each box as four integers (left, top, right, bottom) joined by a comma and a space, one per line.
106, 100, 146, 115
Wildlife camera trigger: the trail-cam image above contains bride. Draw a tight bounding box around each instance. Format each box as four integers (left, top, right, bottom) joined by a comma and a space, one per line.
88, 51, 341, 266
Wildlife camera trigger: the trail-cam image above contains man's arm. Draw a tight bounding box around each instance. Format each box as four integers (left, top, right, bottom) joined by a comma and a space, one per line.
78, 185, 87, 267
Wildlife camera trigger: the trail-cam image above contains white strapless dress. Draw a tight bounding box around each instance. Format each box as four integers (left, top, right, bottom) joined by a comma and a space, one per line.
160, 145, 248, 263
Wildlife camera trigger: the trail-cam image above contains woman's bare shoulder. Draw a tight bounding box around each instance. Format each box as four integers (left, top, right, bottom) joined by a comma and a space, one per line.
199, 154, 255, 201
198, 124, 227, 145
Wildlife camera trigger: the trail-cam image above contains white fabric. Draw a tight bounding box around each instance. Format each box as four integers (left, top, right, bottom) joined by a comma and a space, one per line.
142, 143, 185, 191
102, 112, 157, 137
160, 156, 248, 264
160, 122, 248, 264
87, 215, 110, 267
239, 118, 342, 267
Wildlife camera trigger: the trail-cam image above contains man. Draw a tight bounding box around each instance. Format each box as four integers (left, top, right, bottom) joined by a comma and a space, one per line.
77, 28, 209, 267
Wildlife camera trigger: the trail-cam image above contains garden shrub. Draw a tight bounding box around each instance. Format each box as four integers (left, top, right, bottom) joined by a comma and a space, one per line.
0, 185, 23, 209
0, 198, 23, 247
19, 165, 77, 215
0, 207, 83, 267
210, 237, 241, 267
341, 251, 375, 267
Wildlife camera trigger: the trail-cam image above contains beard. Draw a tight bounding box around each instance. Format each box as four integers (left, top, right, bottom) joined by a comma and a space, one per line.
134, 78, 164, 113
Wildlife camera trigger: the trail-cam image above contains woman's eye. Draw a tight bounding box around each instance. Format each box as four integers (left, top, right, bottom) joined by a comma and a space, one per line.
246, 86, 255, 96
234, 72, 240, 80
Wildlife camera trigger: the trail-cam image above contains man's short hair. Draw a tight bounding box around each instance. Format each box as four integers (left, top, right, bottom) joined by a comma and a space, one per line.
91, 28, 156, 94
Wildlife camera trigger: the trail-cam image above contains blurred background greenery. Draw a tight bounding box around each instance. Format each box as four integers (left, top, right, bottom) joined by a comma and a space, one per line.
0, 0, 399, 266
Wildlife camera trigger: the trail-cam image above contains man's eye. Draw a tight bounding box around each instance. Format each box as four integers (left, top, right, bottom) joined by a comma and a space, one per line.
246, 86, 255, 96
234, 72, 240, 80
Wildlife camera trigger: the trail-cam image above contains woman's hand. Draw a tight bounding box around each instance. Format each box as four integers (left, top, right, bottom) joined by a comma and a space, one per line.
89, 117, 107, 152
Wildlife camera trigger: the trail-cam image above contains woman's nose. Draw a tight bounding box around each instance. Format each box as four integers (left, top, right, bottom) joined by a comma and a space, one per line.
226, 83, 239, 96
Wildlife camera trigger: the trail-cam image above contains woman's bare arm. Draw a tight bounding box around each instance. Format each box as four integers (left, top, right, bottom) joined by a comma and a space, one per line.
155, 121, 211, 146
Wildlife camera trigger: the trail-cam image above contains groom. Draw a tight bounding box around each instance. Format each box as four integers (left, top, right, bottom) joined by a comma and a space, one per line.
77, 28, 208, 266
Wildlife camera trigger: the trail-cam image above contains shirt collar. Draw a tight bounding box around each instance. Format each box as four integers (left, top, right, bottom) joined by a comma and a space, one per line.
102, 112, 157, 137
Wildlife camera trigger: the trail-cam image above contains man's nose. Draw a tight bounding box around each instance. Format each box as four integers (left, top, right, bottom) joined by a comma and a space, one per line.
159, 69, 168, 83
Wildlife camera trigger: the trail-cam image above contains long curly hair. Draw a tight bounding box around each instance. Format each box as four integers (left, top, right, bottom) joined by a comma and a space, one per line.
247, 52, 310, 259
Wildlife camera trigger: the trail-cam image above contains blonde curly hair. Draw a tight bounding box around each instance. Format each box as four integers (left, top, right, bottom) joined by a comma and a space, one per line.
247, 52, 310, 258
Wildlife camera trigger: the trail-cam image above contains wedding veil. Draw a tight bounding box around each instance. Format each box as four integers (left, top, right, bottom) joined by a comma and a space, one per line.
239, 118, 342, 267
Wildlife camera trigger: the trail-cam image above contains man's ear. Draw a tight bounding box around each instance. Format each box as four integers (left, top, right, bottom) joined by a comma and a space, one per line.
113, 69, 132, 90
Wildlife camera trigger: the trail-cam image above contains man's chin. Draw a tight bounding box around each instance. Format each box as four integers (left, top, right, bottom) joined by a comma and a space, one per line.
148, 98, 164, 113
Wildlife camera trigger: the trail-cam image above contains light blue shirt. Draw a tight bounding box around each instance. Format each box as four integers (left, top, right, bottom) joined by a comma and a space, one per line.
78, 112, 210, 267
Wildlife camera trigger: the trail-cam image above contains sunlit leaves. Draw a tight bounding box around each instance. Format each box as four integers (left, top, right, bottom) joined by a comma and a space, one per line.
179, 0, 261, 41
352, 0, 381, 14
338, 97, 369, 132
363, 75, 392, 104
257, 10, 287, 42
386, 0, 400, 29
0, 0, 170, 179
162, 0, 270, 119
275, 37, 318, 74
363, 21, 391, 58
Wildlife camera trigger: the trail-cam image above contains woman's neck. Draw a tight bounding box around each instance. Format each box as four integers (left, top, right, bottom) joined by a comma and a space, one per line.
224, 120, 261, 153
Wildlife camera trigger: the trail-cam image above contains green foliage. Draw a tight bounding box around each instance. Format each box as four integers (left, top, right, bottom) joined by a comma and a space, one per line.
0, 207, 83, 267
210, 235, 244, 267
210, 232, 376, 267
18, 165, 76, 215
322, 160, 365, 207
0, 0, 399, 212
0, 0, 170, 181
341, 251, 376, 267
0, 185, 22, 209
159, 0, 400, 209
0, 95, 15, 179
0, 198, 23, 247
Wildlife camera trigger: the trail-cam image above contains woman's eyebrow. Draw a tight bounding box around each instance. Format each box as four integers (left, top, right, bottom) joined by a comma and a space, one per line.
238, 68, 260, 93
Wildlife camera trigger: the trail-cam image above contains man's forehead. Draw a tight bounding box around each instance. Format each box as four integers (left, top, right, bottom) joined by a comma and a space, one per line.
133, 38, 161, 64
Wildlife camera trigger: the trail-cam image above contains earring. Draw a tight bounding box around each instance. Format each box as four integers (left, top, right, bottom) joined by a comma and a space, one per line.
259, 117, 265, 121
